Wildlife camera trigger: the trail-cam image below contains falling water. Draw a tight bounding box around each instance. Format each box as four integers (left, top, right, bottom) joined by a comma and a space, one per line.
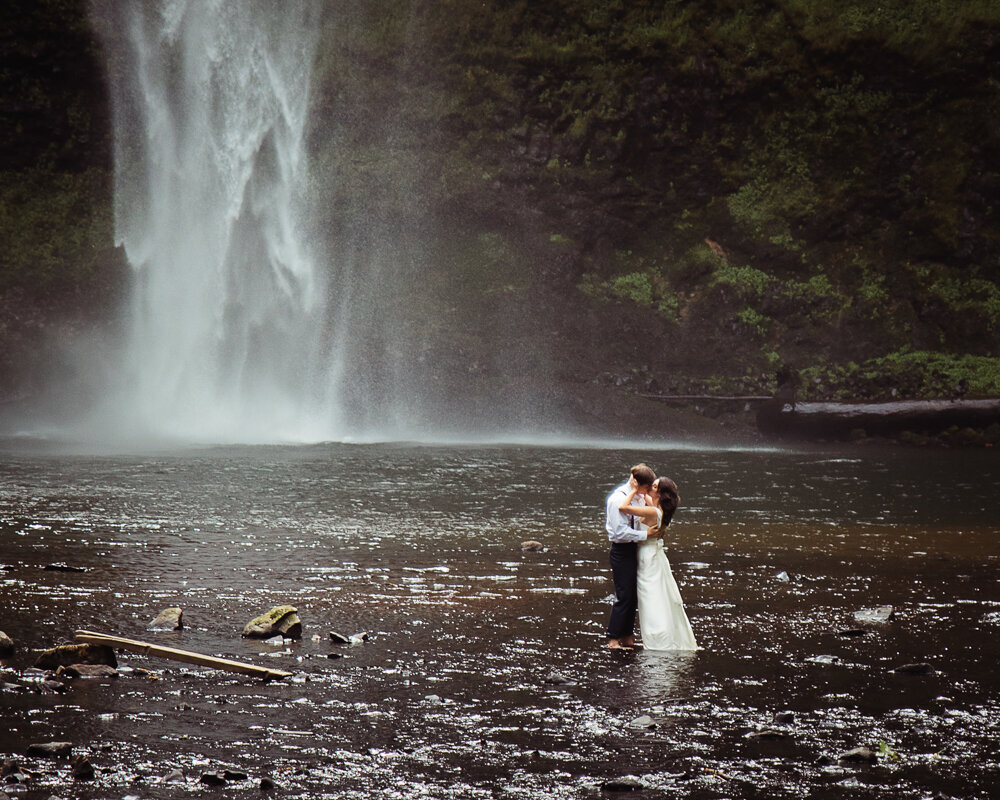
93, 0, 330, 442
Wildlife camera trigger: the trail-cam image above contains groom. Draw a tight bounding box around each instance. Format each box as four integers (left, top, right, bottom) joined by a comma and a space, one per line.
605, 463, 661, 649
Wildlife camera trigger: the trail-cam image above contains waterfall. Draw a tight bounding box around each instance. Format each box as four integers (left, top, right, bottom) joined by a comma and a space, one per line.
93, 0, 332, 442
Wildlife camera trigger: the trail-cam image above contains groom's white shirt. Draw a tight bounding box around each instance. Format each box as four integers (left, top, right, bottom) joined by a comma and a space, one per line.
605, 482, 648, 543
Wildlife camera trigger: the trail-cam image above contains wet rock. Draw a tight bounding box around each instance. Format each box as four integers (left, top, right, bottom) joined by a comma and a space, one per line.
838, 746, 877, 764
773, 711, 796, 724
260, 777, 276, 790
627, 715, 656, 729
71, 755, 95, 780
521, 541, 545, 552
329, 631, 351, 644
0, 632, 14, 658
1, 760, 19, 778
745, 729, 790, 741
600, 775, 645, 791
200, 771, 227, 786
162, 769, 185, 782
242, 606, 302, 640
56, 664, 118, 679
892, 662, 935, 675
774, 570, 790, 582
34, 644, 117, 670
149, 607, 183, 631
40, 678, 68, 694
854, 605, 894, 623
25, 742, 73, 758
349, 632, 369, 645
326, 652, 343, 659
543, 670, 574, 685
223, 770, 248, 781
43, 563, 87, 573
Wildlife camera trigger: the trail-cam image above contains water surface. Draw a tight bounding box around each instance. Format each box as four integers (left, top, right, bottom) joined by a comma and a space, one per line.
1, 442, 998, 798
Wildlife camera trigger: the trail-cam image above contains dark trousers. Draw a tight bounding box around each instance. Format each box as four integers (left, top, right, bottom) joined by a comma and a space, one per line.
607, 542, 639, 639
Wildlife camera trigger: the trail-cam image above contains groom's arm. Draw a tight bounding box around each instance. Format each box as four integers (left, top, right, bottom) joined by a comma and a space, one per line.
606, 490, 647, 543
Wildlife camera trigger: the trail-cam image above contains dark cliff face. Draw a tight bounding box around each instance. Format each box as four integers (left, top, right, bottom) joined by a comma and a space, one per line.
2, 0, 1000, 420
0, 0, 110, 172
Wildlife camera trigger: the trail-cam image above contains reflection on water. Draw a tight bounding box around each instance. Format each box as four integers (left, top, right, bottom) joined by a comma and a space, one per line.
1, 442, 998, 798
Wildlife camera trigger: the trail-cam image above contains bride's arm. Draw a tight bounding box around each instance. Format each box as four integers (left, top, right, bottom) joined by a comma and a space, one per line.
618, 488, 659, 527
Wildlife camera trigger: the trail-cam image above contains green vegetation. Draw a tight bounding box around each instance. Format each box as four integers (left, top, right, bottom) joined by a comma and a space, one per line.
3, 0, 1000, 409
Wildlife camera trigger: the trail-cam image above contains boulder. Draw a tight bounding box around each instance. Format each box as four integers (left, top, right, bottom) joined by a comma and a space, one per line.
242, 606, 302, 640
34, 644, 117, 670
149, 608, 183, 631
0, 631, 14, 658
71, 755, 94, 780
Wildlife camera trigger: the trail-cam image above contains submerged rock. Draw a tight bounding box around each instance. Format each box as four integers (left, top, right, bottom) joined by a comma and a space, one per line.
854, 605, 894, 623
26, 742, 73, 758
627, 715, 656, 729
600, 776, 645, 791
200, 771, 227, 786
43, 563, 87, 573
521, 541, 545, 552
892, 662, 935, 675
149, 608, 183, 631
56, 664, 118, 679
0, 631, 14, 658
745, 729, 791, 741
242, 606, 302, 640
34, 644, 117, 670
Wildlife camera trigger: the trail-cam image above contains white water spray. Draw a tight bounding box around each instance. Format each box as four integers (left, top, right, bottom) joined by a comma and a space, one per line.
94, 0, 332, 442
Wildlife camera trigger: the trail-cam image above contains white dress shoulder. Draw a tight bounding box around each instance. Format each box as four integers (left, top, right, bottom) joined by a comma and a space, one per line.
637, 508, 698, 651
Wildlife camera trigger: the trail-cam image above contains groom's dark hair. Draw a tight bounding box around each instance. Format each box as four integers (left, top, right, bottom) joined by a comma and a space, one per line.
630, 463, 656, 487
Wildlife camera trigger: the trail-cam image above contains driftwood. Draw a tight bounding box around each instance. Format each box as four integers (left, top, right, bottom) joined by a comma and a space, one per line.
756, 398, 1000, 439
75, 630, 292, 680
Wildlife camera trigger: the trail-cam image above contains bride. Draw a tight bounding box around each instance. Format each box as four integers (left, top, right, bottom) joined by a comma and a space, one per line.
618, 477, 698, 651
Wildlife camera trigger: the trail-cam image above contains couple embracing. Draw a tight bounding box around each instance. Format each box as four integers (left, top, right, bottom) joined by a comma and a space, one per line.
605, 463, 698, 651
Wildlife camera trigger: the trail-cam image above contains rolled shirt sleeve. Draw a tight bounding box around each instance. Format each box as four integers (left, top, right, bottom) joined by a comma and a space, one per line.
606, 485, 647, 543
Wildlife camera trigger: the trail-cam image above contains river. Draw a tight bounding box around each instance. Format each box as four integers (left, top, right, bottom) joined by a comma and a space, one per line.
1, 440, 998, 798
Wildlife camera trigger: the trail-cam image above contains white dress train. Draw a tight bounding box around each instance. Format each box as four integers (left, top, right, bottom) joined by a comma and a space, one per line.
637, 509, 698, 650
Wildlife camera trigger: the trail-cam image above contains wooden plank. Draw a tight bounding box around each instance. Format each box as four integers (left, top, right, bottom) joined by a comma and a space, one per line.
75, 630, 292, 680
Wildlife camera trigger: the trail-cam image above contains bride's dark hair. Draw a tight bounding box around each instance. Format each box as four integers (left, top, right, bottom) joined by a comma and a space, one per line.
654, 477, 681, 528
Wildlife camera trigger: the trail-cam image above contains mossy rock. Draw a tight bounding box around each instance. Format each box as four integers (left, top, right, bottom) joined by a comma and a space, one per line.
242, 606, 302, 640
34, 643, 117, 670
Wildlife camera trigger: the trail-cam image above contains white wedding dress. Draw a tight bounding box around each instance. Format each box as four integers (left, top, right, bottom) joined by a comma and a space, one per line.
637, 508, 698, 650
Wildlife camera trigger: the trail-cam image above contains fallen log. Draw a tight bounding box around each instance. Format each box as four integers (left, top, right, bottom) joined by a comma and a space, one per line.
75, 630, 292, 680
756, 398, 1000, 440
